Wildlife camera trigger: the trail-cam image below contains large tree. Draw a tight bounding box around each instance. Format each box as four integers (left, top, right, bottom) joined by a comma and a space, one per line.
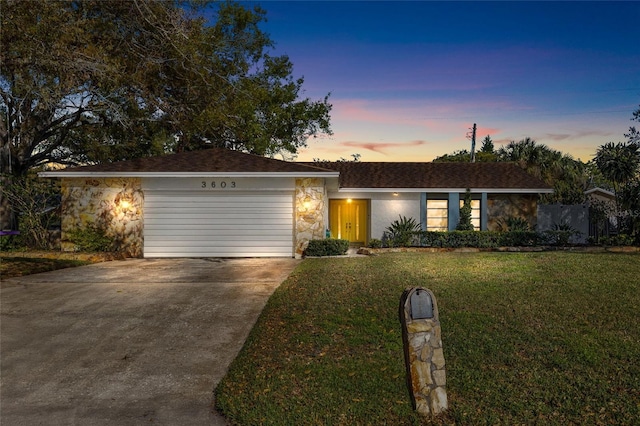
594, 105, 640, 238
0, 0, 332, 177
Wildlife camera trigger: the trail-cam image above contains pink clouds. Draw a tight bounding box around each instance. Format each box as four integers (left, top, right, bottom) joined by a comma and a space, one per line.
340, 140, 427, 155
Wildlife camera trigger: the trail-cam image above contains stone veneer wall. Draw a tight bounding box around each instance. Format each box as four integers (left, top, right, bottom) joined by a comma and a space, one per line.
61, 177, 144, 257
295, 178, 326, 257
487, 194, 538, 231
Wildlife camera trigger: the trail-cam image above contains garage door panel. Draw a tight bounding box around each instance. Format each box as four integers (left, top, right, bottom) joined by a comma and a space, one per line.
144, 227, 292, 235
143, 190, 293, 257
145, 234, 293, 242
147, 209, 291, 222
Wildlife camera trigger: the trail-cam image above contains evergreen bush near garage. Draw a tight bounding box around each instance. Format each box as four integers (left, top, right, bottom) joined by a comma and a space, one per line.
67, 224, 114, 252
304, 239, 349, 256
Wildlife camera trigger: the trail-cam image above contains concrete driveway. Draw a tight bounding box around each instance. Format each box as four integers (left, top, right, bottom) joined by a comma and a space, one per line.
1, 257, 300, 425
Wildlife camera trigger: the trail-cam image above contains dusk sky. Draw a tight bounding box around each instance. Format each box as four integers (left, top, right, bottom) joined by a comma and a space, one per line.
237, 1, 640, 163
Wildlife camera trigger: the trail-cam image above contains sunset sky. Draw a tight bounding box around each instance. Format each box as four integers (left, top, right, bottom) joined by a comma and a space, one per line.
238, 1, 640, 163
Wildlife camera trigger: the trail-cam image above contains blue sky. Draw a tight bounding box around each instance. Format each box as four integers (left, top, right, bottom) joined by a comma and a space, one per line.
235, 1, 640, 162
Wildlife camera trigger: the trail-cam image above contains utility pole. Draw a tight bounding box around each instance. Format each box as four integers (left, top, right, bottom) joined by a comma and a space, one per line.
469, 123, 477, 162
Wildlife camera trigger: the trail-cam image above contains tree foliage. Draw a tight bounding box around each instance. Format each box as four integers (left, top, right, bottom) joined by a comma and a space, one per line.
496, 138, 589, 204
0, 0, 332, 177
0, 175, 59, 249
480, 135, 494, 153
594, 106, 640, 239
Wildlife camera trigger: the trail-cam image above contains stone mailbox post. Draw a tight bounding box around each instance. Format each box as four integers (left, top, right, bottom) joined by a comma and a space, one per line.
399, 287, 447, 416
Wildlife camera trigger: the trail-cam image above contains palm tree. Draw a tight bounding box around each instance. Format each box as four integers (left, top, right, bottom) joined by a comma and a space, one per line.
496, 138, 586, 203
594, 141, 640, 233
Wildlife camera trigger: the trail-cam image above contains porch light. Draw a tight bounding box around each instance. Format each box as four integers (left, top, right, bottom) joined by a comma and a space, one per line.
303, 196, 311, 210
120, 200, 131, 210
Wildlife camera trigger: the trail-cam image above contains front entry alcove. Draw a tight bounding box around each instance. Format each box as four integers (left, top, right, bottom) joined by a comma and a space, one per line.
329, 199, 368, 245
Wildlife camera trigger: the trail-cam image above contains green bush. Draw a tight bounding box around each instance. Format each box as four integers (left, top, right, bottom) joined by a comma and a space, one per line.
496, 215, 532, 232
415, 230, 543, 248
456, 189, 475, 231
304, 239, 349, 257
385, 215, 421, 247
367, 238, 382, 248
598, 234, 635, 246
542, 223, 581, 246
67, 224, 114, 252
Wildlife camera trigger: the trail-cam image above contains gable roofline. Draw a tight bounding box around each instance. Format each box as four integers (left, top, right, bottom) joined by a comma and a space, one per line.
584, 187, 615, 198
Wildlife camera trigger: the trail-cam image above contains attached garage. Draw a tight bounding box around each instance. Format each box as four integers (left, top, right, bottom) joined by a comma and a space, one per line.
144, 190, 294, 257
41, 149, 337, 258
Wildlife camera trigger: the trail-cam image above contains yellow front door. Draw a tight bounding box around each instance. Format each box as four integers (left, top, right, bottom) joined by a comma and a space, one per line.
329, 199, 368, 244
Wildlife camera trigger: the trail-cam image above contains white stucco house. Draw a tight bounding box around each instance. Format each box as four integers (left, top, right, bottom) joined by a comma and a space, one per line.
40, 148, 552, 258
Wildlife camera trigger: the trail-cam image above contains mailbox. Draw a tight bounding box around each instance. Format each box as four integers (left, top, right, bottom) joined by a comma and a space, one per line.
399, 287, 447, 416
410, 288, 433, 319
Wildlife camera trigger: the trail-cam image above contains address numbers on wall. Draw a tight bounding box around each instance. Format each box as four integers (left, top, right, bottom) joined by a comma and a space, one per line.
201, 181, 236, 189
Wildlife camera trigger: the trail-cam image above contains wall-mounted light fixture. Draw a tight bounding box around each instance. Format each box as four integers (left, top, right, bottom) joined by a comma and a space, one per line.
393, 192, 399, 197
120, 200, 132, 210
303, 196, 312, 211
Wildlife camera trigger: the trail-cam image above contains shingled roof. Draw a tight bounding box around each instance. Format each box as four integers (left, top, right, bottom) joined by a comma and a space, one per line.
41, 148, 336, 176
306, 162, 552, 192
41, 149, 551, 193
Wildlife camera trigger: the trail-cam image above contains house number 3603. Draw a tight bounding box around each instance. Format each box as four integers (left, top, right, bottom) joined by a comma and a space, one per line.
201, 181, 236, 188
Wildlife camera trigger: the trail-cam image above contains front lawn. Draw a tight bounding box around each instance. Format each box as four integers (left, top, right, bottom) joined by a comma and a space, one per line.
215, 252, 640, 425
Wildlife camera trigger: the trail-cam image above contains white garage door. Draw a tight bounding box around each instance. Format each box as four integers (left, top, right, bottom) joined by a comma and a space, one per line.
144, 191, 294, 257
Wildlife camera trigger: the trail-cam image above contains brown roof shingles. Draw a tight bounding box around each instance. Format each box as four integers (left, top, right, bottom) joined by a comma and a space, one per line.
47, 148, 551, 191
306, 162, 551, 190
53, 148, 334, 174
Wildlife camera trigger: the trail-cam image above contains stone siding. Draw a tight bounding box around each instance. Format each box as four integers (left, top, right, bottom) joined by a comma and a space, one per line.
61, 177, 143, 257
487, 194, 538, 231
295, 178, 326, 257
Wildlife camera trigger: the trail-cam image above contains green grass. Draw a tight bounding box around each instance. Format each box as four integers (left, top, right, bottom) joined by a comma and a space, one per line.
215, 252, 640, 425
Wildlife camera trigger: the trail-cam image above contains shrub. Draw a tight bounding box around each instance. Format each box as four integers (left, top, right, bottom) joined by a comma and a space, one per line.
67, 224, 114, 252
598, 234, 635, 246
0, 175, 60, 250
456, 189, 474, 231
542, 223, 582, 246
304, 239, 349, 257
367, 238, 382, 248
385, 215, 421, 247
497, 215, 532, 232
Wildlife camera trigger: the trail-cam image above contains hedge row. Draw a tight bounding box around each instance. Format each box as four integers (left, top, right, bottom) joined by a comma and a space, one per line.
375, 230, 583, 249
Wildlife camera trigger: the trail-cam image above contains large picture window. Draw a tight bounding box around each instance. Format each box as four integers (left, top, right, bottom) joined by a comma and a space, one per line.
426, 199, 448, 231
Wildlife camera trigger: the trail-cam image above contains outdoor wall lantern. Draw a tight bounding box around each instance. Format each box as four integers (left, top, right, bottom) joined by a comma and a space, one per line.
302, 196, 312, 211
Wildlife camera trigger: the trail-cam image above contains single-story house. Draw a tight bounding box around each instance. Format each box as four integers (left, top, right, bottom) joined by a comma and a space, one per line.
40, 148, 552, 258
